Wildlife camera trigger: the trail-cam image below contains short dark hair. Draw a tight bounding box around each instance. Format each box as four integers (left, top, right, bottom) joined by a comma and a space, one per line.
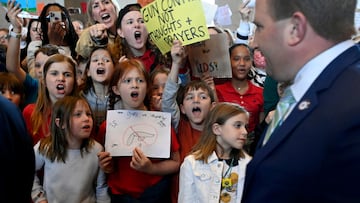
0, 72, 25, 108
267, 0, 356, 42
116, 3, 142, 29
229, 43, 253, 60
34, 44, 60, 58
177, 80, 216, 106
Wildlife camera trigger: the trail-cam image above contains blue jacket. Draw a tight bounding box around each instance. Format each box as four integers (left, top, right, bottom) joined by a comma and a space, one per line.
242, 44, 360, 203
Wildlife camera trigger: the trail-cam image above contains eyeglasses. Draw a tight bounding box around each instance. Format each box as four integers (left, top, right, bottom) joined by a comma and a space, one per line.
0, 35, 9, 40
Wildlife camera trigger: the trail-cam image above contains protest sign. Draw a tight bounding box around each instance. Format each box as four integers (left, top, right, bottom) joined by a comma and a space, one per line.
141, 0, 210, 54
105, 110, 171, 158
188, 32, 232, 78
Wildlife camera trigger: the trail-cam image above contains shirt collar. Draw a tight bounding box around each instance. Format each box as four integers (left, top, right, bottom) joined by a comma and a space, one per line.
291, 40, 355, 101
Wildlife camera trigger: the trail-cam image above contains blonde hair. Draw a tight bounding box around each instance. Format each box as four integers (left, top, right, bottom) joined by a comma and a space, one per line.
30, 54, 78, 137
87, 0, 118, 25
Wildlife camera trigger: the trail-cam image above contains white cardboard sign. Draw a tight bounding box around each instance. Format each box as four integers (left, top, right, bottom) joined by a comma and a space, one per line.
105, 110, 171, 158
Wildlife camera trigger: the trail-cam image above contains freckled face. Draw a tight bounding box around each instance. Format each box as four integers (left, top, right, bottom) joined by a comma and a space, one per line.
112, 68, 147, 110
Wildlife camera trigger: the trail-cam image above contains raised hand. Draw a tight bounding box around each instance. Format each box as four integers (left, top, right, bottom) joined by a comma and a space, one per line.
239, 0, 253, 21
171, 40, 187, 66
48, 21, 67, 45
7, 0, 23, 32
89, 23, 108, 42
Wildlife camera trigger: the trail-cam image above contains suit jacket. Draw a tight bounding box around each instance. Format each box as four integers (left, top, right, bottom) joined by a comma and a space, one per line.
242, 45, 360, 203
0, 97, 35, 202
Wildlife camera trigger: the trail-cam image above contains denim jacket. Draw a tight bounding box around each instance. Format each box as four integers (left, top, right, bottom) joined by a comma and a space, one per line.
178, 151, 251, 203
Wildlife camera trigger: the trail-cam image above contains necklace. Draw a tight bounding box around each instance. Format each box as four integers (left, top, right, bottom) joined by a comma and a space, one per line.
234, 84, 246, 92
221, 158, 234, 189
233, 80, 248, 92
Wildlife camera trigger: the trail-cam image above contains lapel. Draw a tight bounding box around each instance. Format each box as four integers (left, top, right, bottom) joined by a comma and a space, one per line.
245, 44, 360, 184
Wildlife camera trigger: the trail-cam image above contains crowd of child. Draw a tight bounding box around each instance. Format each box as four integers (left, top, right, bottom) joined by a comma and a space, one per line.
1, 0, 272, 202
2, 0, 360, 202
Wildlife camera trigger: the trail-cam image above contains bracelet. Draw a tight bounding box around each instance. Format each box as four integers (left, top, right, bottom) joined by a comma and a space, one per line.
236, 33, 249, 40
9, 31, 22, 39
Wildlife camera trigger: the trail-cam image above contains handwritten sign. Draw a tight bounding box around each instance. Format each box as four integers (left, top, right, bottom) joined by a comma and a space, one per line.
214, 4, 232, 26
141, 0, 209, 54
105, 110, 171, 158
202, 1, 218, 26
188, 33, 232, 78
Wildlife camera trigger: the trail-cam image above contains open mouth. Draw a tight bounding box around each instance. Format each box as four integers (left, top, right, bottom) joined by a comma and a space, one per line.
97, 68, 105, 75
82, 125, 91, 129
192, 107, 201, 113
237, 68, 247, 74
56, 84, 65, 90
134, 31, 141, 40
101, 13, 110, 21
131, 91, 139, 98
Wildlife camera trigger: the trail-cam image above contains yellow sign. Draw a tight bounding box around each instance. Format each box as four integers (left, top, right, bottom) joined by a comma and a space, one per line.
141, 0, 210, 54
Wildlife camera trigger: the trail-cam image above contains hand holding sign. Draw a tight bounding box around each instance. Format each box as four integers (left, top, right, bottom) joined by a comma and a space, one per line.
130, 147, 153, 173
105, 110, 171, 158
188, 33, 232, 79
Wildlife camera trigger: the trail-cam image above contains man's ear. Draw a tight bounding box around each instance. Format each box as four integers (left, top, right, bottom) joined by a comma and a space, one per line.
117, 28, 124, 38
287, 11, 307, 46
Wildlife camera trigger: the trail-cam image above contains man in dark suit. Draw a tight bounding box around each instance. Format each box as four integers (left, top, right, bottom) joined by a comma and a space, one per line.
242, 0, 360, 202
0, 96, 35, 202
